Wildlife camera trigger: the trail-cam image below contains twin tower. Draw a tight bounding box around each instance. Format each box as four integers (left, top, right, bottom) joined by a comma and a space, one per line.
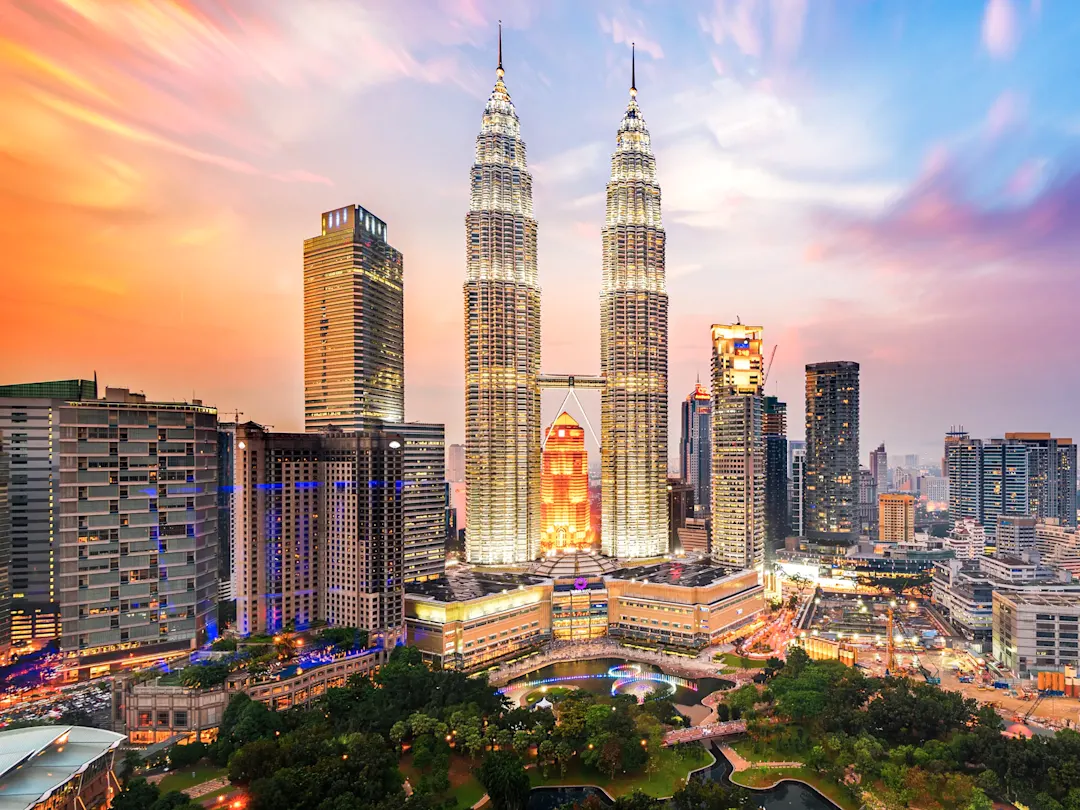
465, 30, 668, 565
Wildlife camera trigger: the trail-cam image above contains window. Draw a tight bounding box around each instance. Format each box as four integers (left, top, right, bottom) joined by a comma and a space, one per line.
173, 711, 188, 728
138, 711, 152, 727
156, 711, 169, 726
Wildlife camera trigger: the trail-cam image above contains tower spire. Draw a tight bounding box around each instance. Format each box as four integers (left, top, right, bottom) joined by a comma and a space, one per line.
497, 20, 504, 78
630, 42, 637, 97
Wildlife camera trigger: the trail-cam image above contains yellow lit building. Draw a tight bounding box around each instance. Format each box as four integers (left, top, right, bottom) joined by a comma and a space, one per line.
405, 561, 764, 671
879, 493, 916, 543
541, 412, 594, 556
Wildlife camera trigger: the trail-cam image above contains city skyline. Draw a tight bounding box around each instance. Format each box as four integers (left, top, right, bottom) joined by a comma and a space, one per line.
2, 2, 1079, 461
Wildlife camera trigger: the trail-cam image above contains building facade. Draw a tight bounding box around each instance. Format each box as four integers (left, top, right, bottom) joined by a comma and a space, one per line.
878, 493, 915, 543
666, 478, 693, 552
858, 468, 877, 538
58, 389, 219, 680
0, 379, 98, 647
679, 382, 711, 519
389, 423, 447, 584
600, 61, 668, 560
790, 445, 806, 538
216, 422, 236, 602
804, 361, 860, 546
870, 443, 888, 492
710, 324, 765, 570
996, 515, 1037, 557
993, 591, 1080, 676
0, 435, 9, 659
763, 397, 789, 548
464, 35, 541, 565
233, 425, 322, 636
447, 443, 465, 483
303, 205, 404, 433
541, 412, 593, 556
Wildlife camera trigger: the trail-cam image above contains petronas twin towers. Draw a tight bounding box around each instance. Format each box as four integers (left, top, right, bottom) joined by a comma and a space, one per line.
465, 29, 667, 565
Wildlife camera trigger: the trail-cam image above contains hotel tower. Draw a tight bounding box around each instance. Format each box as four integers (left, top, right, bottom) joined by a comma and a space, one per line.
601, 49, 669, 559
464, 27, 541, 564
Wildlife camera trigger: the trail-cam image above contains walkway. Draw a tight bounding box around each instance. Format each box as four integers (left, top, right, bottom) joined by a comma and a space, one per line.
664, 720, 746, 746
718, 744, 802, 772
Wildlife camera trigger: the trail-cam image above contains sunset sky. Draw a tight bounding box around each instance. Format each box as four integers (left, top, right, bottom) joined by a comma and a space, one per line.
2, 0, 1078, 462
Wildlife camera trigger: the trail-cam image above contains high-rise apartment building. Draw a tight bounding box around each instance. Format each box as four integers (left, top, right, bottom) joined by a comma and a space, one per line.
858, 468, 877, 537
680, 383, 711, 519
804, 361, 860, 546
320, 430, 405, 645
234, 426, 405, 644
790, 446, 806, 538
946, 433, 1076, 537
447, 444, 465, 484
870, 443, 888, 491
464, 31, 541, 565
710, 324, 764, 570
58, 388, 218, 679
389, 423, 446, 584
541, 412, 593, 555
903, 454, 920, 469
0, 379, 98, 647
601, 54, 668, 560
304, 205, 404, 432
233, 425, 321, 636
0, 436, 9, 659
878, 493, 915, 543
762, 396, 788, 547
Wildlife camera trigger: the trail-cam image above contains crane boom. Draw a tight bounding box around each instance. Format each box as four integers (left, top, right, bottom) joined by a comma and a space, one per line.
762, 345, 778, 387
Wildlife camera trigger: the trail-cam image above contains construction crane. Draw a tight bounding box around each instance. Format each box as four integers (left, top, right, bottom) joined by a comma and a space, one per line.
762, 345, 778, 387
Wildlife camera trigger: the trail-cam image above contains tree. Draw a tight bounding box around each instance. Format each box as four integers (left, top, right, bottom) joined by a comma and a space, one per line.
111, 779, 160, 810
179, 662, 231, 689
476, 750, 531, 810
227, 738, 279, 785
669, 778, 752, 810
555, 741, 574, 776
167, 741, 206, 769
612, 790, 664, 810
119, 749, 142, 786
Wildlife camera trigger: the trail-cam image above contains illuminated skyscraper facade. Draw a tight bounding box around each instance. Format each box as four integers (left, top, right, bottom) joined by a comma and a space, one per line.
762, 396, 789, 547
463, 31, 541, 565
680, 383, 711, 519
304, 205, 404, 432
541, 412, 593, 555
710, 324, 765, 570
804, 361, 860, 546
601, 57, 668, 559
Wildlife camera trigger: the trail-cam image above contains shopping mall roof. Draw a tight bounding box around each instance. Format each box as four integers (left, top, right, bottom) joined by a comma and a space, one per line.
406, 569, 550, 603
608, 560, 736, 588
0, 725, 125, 810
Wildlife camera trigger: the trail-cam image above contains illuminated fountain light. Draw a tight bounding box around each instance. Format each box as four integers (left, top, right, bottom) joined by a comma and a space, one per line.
499, 664, 696, 705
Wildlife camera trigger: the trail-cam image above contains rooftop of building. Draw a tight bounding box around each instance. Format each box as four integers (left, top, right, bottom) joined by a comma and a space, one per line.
608, 559, 737, 588
995, 591, 1080, 607
406, 568, 551, 602
0, 379, 97, 401
0, 725, 125, 810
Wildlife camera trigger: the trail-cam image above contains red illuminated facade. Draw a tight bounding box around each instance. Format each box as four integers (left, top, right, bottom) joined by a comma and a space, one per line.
541, 412, 594, 555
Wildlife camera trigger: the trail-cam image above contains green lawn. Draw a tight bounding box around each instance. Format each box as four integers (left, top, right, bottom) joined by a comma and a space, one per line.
529, 745, 713, 798
156, 764, 227, 794
731, 737, 808, 764
730, 766, 859, 810
195, 786, 237, 806
399, 753, 486, 809
715, 653, 761, 670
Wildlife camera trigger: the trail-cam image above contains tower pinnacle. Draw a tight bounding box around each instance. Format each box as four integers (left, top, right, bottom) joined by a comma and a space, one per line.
630, 42, 637, 98
497, 20, 504, 78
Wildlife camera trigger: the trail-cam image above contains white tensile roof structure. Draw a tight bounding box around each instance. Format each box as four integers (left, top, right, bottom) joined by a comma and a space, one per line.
0, 725, 125, 810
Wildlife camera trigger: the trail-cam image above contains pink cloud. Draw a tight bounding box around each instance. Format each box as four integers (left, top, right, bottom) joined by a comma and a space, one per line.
985, 90, 1025, 138
598, 13, 664, 59
701, 0, 763, 58
770, 0, 808, 61
982, 0, 1019, 59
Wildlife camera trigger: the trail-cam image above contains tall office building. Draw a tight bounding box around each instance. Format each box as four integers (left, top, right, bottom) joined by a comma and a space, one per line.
320, 430, 405, 645
790, 446, 806, 538
447, 443, 465, 483
389, 423, 446, 584
943, 427, 969, 477
233, 425, 322, 636
903, 454, 920, 470
870, 443, 888, 491
996, 515, 1037, 557
666, 478, 694, 552
304, 205, 404, 432
216, 422, 236, 602
804, 361, 860, 546
0, 436, 9, 659
0, 379, 98, 646
710, 323, 765, 570
680, 382, 712, 519
762, 396, 789, 547
540, 412, 593, 555
878, 493, 915, 543
464, 28, 541, 565
58, 388, 218, 679
601, 51, 668, 560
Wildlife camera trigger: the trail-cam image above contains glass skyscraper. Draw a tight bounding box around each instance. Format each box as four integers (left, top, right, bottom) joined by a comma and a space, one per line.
763, 396, 789, 547
680, 382, 711, 519
464, 30, 541, 565
303, 205, 404, 432
601, 53, 669, 560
